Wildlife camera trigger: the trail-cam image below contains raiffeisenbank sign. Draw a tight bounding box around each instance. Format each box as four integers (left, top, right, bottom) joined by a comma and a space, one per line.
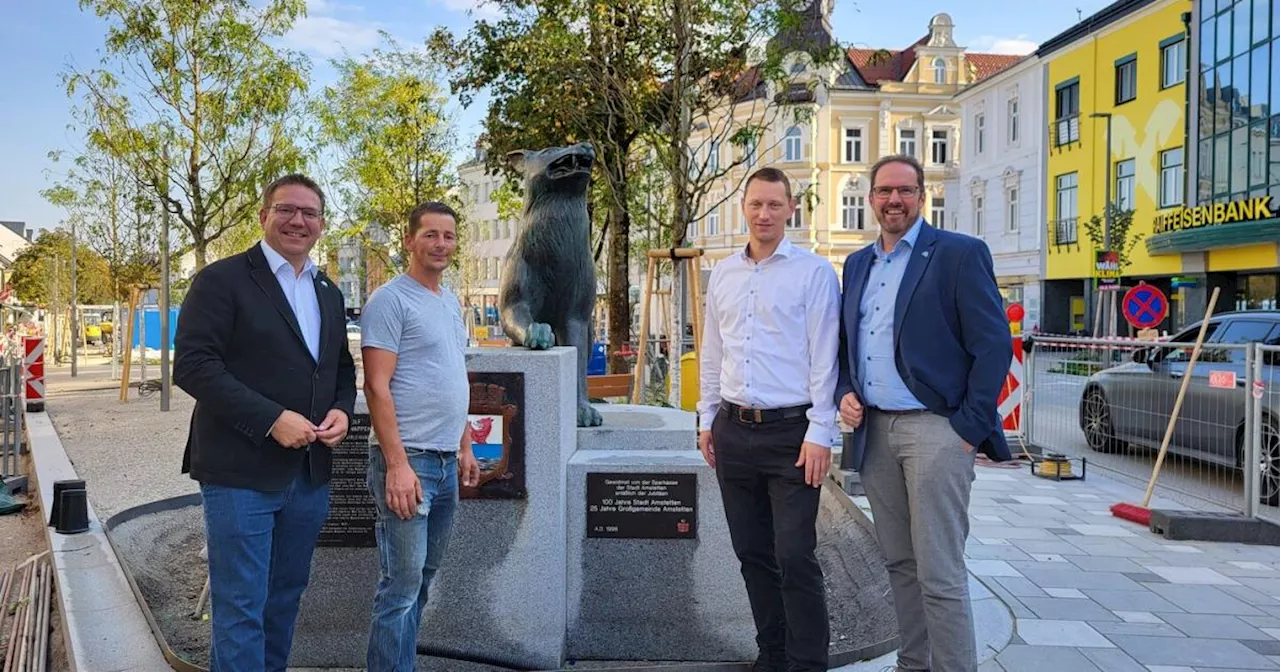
1153, 196, 1276, 234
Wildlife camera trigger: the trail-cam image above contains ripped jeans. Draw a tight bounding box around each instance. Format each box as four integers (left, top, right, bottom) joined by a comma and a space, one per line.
365, 446, 459, 672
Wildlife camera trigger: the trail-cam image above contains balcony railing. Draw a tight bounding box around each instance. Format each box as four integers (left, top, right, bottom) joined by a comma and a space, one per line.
1049, 217, 1079, 250
1051, 115, 1080, 148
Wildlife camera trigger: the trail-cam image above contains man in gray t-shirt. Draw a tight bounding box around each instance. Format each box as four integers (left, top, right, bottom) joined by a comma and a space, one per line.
359, 202, 480, 672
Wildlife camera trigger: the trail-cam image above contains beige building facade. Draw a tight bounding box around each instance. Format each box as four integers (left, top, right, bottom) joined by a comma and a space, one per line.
686, 7, 1021, 275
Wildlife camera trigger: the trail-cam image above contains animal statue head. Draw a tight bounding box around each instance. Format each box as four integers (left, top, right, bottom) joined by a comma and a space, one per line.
505, 143, 595, 198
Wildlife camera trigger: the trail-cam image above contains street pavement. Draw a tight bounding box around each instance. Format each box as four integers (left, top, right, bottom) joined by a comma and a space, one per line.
927, 461, 1280, 671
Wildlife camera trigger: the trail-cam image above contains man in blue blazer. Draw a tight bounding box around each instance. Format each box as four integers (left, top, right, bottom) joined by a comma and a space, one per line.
836, 155, 1011, 672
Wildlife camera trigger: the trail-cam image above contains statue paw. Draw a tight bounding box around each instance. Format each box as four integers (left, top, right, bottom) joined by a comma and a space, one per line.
525, 323, 555, 350
578, 403, 603, 427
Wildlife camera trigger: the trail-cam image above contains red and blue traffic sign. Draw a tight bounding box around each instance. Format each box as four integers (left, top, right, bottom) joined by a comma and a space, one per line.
1122, 282, 1168, 329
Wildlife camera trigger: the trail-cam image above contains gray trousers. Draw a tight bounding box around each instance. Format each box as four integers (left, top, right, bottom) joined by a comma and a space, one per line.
863, 409, 977, 672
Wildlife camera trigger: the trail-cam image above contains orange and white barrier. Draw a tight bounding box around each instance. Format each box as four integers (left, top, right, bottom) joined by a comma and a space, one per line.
998, 337, 1022, 433
23, 337, 43, 412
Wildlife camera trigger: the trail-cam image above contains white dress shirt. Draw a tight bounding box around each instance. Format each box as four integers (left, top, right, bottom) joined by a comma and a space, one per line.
697, 238, 842, 447
259, 241, 321, 362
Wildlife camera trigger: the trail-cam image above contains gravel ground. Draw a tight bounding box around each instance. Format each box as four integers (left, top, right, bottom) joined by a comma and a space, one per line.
46, 385, 197, 520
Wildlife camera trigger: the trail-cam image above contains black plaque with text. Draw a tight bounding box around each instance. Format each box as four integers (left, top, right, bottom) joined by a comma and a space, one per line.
317, 413, 377, 547
586, 473, 697, 539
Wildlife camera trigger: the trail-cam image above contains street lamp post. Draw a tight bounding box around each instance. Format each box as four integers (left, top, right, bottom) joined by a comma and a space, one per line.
1091, 112, 1115, 339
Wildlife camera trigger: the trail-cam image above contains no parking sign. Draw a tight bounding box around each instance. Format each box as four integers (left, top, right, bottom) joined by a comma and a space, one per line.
1122, 282, 1168, 330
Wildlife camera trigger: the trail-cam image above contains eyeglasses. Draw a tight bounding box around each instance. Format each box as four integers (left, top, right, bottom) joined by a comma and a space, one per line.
871, 186, 921, 199
270, 204, 324, 222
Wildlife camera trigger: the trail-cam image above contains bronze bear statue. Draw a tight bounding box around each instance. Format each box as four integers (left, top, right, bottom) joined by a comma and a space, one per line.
500, 143, 603, 427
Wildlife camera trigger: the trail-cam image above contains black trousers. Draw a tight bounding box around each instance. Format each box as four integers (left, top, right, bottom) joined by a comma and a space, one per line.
712, 408, 829, 672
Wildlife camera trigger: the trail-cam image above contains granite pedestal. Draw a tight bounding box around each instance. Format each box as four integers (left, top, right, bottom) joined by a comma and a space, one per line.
568, 405, 755, 661
291, 347, 576, 670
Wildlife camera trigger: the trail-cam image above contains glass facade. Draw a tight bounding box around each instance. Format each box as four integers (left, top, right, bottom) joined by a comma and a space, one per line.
1197, 0, 1280, 206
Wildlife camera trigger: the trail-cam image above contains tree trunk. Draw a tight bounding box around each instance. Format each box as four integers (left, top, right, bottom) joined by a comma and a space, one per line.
607, 197, 631, 373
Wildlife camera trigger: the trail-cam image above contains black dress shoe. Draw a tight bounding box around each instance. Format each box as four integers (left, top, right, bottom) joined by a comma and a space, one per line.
752, 652, 786, 672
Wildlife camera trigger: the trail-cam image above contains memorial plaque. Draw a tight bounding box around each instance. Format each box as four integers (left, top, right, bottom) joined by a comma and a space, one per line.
586, 473, 697, 539
317, 413, 376, 547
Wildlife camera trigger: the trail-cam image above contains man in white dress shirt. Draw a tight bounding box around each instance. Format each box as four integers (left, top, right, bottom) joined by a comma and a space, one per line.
697, 167, 841, 672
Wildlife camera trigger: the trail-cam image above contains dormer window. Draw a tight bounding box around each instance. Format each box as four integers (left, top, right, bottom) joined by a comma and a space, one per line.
933, 58, 946, 84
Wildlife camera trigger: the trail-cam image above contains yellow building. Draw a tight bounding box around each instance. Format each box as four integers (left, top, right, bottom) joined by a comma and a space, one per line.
686, 4, 1020, 274
1040, 0, 1196, 332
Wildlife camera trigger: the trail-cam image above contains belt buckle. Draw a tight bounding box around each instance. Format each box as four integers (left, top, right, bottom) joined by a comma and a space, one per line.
738, 406, 762, 424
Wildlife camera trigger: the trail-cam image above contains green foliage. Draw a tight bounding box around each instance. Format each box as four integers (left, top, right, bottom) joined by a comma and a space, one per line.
10, 230, 115, 306
1082, 204, 1145, 272
312, 36, 459, 275
67, 0, 309, 269
43, 142, 160, 302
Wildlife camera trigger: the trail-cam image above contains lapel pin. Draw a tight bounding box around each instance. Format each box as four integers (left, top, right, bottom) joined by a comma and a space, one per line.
922, 251, 930, 258
320, 280, 328, 287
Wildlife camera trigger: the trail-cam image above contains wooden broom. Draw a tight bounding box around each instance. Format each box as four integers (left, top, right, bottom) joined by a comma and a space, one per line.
1111, 286, 1220, 526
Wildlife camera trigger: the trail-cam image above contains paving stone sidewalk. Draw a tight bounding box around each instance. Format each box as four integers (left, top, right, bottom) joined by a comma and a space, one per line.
922, 461, 1280, 672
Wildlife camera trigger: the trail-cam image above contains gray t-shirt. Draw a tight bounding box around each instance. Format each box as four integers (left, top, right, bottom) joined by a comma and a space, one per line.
360, 274, 469, 452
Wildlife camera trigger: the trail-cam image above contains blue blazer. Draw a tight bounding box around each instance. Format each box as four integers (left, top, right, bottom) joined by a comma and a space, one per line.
836, 222, 1013, 470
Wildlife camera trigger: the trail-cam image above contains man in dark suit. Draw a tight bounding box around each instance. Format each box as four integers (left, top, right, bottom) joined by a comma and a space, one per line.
836, 155, 1011, 672
175, 173, 357, 672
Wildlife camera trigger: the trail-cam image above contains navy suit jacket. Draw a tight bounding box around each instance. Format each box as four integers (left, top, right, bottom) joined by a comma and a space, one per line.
836, 222, 1013, 470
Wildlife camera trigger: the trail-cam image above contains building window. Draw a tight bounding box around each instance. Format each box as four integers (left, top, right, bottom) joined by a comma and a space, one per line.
1007, 187, 1019, 232
744, 136, 758, 167
933, 57, 946, 84
739, 202, 748, 233
1255, 0, 1271, 46
708, 141, 720, 173
1160, 147, 1185, 208
1116, 158, 1136, 210
1007, 98, 1019, 144
1161, 37, 1186, 89
1054, 79, 1080, 145
787, 201, 804, 229
784, 126, 802, 162
1251, 122, 1268, 189
930, 129, 949, 164
843, 127, 863, 163
975, 114, 985, 154
707, 205, 720, 236
687, 218, 698, 240
898, 128, 917, 157
1115, 54, 1137, 104
974, 195, 985, 236
932, 196, 946, 229
1055, 172, 1079, 244
841, 191, 866, 230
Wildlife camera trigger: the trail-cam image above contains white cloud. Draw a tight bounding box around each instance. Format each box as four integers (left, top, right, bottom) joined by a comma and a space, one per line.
967, 35, 1038, 55
431, 0, 503, 20
282, 1, 383, 58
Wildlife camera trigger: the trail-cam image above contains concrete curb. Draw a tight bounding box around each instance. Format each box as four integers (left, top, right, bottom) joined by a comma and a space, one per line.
26, 410, 170, 672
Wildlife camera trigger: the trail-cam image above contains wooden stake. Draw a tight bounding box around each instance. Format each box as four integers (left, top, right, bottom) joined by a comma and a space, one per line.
1142, 286, 1221, 507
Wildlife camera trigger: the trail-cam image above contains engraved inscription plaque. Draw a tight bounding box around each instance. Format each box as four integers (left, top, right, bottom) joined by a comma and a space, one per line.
586, 473, 697, 539
317, 413, 376, 547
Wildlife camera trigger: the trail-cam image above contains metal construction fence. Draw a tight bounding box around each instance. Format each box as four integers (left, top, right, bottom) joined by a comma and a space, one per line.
0, 357, 24, 488
1022, 334, 1278, 519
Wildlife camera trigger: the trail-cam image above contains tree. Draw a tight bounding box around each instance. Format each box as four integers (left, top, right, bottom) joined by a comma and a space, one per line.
10, 230, 114, 307
312, 37, 459, 276
1082, 204, 1144, 273
67, 0, 309, 270
431, 0, 649, 371
43, 142, 160, 304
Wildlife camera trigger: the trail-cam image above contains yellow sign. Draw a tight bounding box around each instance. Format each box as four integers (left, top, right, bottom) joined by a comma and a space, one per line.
1153, 196, 1276, 234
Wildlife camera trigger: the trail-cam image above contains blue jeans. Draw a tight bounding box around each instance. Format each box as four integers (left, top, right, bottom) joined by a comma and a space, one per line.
200, 469, 330, 672
366, 447, 459, 672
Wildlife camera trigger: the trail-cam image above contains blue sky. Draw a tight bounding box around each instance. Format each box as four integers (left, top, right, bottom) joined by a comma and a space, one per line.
0, 0, 1113, 231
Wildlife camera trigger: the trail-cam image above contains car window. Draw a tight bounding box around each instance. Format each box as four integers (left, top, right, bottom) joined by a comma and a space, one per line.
1206, 320, 1276, 363
1160, 321, 1222, 362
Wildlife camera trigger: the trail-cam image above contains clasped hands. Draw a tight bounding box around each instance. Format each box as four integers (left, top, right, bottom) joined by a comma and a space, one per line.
270, 409, 349, 449
840, 392, 864, 429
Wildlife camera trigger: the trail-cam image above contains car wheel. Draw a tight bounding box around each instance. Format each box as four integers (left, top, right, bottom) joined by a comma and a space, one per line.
1082, 388, 1123, 453
1260, 415, 1280, 507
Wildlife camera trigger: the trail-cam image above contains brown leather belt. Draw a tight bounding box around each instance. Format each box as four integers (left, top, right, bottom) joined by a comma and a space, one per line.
721, 401, 811, 424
